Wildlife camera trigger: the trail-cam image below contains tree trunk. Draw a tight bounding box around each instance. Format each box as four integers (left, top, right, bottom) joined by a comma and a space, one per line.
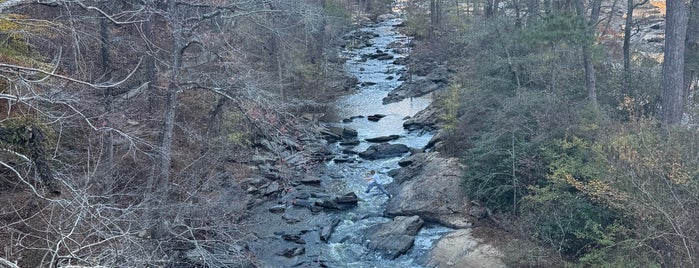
526, 0, 540, 25
430, 0, 442, 35
623, 0, 634, 95
684, 0, 699, 97
144, 14, 158, 113
575, 0, 600, 108
661, 0, 689, 125
99, 4, 114, 183
157, 0, 184, 190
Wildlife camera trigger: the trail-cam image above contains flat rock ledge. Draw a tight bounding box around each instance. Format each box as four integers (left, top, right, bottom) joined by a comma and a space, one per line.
426, 229, 506, 268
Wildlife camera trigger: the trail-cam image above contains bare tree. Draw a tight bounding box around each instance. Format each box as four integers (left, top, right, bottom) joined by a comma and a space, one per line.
623, 0, 649, 95
661, 0, 689, 125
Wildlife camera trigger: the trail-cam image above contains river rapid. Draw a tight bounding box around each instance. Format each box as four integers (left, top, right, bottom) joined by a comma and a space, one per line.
243, 7, 456, 268
315, 12, 452, 268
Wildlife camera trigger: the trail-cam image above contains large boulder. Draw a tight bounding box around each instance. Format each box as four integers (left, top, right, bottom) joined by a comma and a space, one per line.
365, 215, 424, 259
403, 106, 439, 132
385, 152, 471, 228
358, 143, 410, 159
425, 229, 506, 268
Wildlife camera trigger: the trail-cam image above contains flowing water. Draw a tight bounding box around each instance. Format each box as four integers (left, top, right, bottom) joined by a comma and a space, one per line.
314, 13, 453, 268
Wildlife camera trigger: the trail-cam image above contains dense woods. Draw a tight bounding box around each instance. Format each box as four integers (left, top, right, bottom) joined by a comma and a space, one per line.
0, 0, 366, 266
406, 0, 698, 266
1, 0, 698, 267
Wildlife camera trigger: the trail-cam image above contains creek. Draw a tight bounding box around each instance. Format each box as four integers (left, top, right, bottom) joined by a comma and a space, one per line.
314, 13, 452, 268
244, 7, 454, 268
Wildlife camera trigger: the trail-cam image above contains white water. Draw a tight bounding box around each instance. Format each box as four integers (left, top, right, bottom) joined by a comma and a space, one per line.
315, 14, 452, 268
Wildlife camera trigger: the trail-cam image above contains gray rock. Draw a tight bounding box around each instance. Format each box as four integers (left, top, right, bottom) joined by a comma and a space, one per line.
359, 143, 410, 160
320, 219, 341, 242
269, 205, 286, 214
339, 139, 360, 146
365, 216, 424, 259
263, 181, 281, 196
365, 135, 400, 143
367, 114, 386, 122
278, 247, 305, 258
403, 107, 438, 131
427, 229, 506, 268
385, 152, 471, 228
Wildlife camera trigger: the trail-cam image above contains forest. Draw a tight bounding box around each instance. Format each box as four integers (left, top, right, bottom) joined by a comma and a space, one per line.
0, 0, 697, 267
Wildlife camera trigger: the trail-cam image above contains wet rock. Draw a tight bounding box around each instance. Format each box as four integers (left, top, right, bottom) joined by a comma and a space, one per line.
361, 81, 377, 86
320, 126, 358, 143
320, 219, 341, 242
367, 114, 386, 122
365, 134, 400, 143
332, 156, 355, 163
425, 129, 447, 150
427, 229, 506, 268
397, 158, 414, 167
269, 205, 286, 214
392, 57, 409, 65
316, 193, 358, 210
263, 181, 281, 196
339, 139, 360, 146
283, 213, 301, 224
383, 79, 442, 104
300, 176, 321, 185
343, 127, 358, 137
385, 152, 472, 228
403, 107, 438, 132
336, 192, 358, 204
282, 234, 306, 244
365, 216, 424, 259
342, 148, 359, 155
278, 247, 305, 258
246, 186, 260, 195
358, 143, 410, 160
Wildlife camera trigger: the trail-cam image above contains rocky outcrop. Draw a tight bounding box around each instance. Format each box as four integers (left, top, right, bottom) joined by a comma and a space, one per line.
364, 215, 424, 259
385, 152, 471, 228
403, 106, 439, 132
382, 65, 451, 104
426, 229, 506, 268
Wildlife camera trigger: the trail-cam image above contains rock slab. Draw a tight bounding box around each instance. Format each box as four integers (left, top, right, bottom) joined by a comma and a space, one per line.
385, 152, 471, 228
365, 215, 424, 259
426, 229, 506, 268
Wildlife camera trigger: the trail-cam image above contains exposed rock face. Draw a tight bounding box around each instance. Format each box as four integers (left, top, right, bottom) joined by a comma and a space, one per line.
426, 229, 506, 268
385, 152, 471, 228
358, 143, 410, 159
365, 215, 424, 259
382, 65, 451, 104
403, 106, 439, 132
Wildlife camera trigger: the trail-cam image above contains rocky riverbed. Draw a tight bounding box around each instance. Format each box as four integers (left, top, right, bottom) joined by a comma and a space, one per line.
239, 9, 506, 268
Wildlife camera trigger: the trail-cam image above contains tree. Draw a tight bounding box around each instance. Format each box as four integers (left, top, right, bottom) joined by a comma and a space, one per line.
575, 0, 601, 109
685, 0, 698, 96
623, 0, 649, 95
661, 0, 689, 125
